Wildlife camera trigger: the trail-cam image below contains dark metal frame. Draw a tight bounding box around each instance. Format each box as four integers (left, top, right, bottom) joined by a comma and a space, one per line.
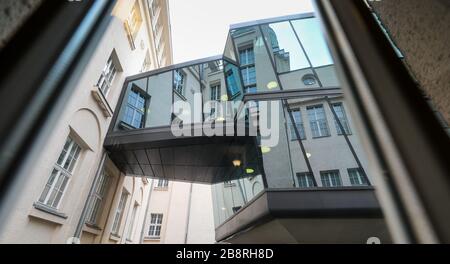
0, 0, 117, 224
314, 0, 450, 243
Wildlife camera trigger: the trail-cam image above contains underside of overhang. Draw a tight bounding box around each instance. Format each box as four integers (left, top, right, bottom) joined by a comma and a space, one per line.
215, 188, 391, 244
104, 124, 261, 184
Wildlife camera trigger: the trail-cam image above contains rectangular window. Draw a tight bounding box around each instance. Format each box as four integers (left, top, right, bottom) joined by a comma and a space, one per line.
124, 1, 143, 50
38, 136, 81, 209
348, 168, 368, 186
126, 203, 139, 241
149, 0, 159, 18
148, 213, 163, 238
289, 109, 306, 140
123, 88, 146, 129
239, 46, 256, 93
239, 47, 255, 65
332, 103, 351, 135
156, 179, 168, 188
210, 84, 221, 101
141, 50, 152, 73
297, 172, 315, 188
225, 69, 240, 97
307, 105, 330, 138
97, 55, 117, 96
111, 190, 128, 235
241, 66, 256, 87
86, 170, 110, 225
320, 170, 343, 187
173, 70, 186, 95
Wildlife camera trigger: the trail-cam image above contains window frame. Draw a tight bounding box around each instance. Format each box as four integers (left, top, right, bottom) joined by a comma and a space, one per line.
173, 69, 186, 96
289, 108, 306, 140
307, 104, 331, 138
96, 55, 118, 97
296, 172, 315, 188
348, 168, 368, 186
111, 189, 128, 235
126, 202, 139, 241
239, 46, 257, 92
123, 87, 148, 129
38, 136, 81, 210
320, 170, 343, 187
332, 102, 352, 135
148, 213, 163, 239
86, 170, 110, 225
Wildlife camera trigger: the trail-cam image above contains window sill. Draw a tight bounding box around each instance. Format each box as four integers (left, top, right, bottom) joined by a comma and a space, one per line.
290, 138, 306, 141
91, 85, 114, 117
29, 202, 68, 225
144, 237, 161, 241
173, 89, 187, 101
109, 233, 121, 242
311, 135, 331, 139
32, 202, 68, 219
154, 187, 168, 191
337, 133, 353, 136
83, 223, 102, 235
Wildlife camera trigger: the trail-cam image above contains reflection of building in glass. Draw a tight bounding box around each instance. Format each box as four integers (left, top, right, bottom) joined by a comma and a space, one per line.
104, 13, 390, 244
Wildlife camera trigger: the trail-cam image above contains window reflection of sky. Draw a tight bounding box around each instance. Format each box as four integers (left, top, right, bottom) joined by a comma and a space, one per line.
291, 18, 334, 67
268, 21, 310, 71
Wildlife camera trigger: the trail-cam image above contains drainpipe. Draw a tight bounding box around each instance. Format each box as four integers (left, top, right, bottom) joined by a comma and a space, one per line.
68, 152, 107, 244
139, 178, 154, 243
184, 183, 193, 244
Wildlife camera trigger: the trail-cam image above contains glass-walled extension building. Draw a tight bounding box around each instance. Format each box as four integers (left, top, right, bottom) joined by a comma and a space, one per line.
104, 13, 391, 243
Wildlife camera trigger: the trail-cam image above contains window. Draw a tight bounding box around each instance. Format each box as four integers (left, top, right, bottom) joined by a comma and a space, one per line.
302, 74, 317, 86
86, 170, 109, 225
126, 203, 139, 241
156, 179, 168, 188
239, 46, 257, 93
141, 50, 152, 73
289, 109, 306, 140
348, 168, 368, 186
148, 213, 163, 238
149, 0, 159, 18
123, 88, 146, 128
210, 84, 221, 101
38, 136, 81, 209
291, 18, 334, 67
225, 69, 240, 97
97, 55, 117, 96
173, 70, 186, 96
124, 1, 143, 50
307, 105, 330, 138
332, 103, 351, 135
320, 170, 343, 187
111, 190, 128, 235
297, 172, 315, 188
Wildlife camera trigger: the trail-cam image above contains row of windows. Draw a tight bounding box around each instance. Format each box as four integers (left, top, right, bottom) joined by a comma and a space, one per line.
296, 168, 368, 188
289, 103, 351, 140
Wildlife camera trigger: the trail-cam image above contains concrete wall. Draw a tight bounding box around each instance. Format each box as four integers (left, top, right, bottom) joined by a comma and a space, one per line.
142, 181, 215, 244
370, 0, 450, 124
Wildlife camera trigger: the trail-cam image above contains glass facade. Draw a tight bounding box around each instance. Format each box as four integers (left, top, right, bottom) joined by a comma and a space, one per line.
107, 14, 374, 229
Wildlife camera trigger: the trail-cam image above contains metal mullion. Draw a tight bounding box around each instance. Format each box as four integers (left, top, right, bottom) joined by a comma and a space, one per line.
325, 97, 371, 186
288, 20, 324, 88
258, 24, 317, 185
